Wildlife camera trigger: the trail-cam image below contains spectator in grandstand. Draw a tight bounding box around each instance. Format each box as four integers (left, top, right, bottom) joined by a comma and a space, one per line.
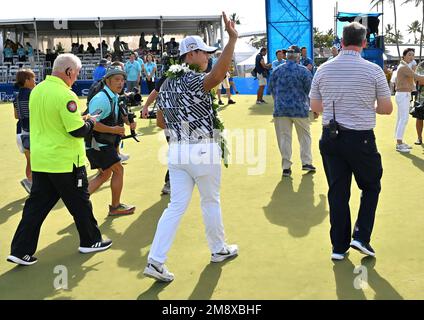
139, 32, 148, 50
93, 58, 110, 81
125, 52, 141, 92
113, 36, 123, 60
46, 49, 58, 67
151, 33, 160, 52
165, 38, 179, 56
25, 42, 35, 67
144, 53, 157, 93
87, 42, 96, 55
3, 43, 14, 63
102, 40, 109, 52
17, 44, 26, 63
78, 44, 84, 54
13, 69, 36, 193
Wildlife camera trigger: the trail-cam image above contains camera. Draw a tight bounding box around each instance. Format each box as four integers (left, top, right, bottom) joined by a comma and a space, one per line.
119, 88, 142, 107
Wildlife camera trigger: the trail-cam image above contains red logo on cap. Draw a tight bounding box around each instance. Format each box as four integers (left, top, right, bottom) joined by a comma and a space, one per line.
67, 101, 78, 113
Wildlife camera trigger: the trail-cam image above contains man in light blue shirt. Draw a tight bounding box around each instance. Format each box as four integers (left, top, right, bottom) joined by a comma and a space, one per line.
124, 52, 141, 92
86, 66, 137, 216
272, 49, 286, 70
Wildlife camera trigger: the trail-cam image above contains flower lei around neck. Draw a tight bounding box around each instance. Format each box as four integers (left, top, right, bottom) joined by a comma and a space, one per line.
165, 60, 230, 167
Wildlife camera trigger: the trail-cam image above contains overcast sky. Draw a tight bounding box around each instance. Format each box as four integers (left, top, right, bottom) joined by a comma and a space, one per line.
1, 0, 422, 43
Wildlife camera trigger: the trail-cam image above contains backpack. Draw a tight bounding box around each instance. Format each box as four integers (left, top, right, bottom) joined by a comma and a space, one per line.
84, 88, 119, 147
87, 79, 105, 106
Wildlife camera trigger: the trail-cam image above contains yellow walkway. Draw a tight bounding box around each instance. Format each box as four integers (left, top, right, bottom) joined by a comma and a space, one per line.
0, 96, 422, 299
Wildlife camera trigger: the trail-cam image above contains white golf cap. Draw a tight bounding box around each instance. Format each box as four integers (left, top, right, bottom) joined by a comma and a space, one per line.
179, 35, 218, 56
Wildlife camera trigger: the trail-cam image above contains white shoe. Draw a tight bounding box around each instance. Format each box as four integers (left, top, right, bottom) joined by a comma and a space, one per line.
396, 144, 410, 153
256, 100, 263, 105
119, 153, 130, 162
211, 244, 238, 263
331, 251, 348, 261
400, 143, 412, 149
161, 181, 171, 195
143, 263, 174, 282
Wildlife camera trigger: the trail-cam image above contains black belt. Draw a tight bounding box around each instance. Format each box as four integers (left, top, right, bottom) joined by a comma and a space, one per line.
323, 125, 373, 133
323, 124, 352, 131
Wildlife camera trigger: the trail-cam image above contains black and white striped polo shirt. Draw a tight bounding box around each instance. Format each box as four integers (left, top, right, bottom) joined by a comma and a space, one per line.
309, 50, 391, 130
156, 71, 214, 143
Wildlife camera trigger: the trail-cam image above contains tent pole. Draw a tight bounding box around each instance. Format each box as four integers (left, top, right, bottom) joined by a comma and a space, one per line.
33, 18, 40, 65
160, 17, 164, 56
98, 17, 103, 58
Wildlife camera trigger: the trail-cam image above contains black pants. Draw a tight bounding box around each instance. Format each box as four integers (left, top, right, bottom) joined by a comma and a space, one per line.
319, 128, 383, 253
146, 79, 155, 94
11, 166, 102, 256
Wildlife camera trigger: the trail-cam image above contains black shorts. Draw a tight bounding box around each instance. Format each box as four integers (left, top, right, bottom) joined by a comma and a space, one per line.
86, 145, 120, 170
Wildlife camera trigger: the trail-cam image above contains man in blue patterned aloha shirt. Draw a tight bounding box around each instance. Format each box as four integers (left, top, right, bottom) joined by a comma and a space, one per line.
269, 45, 316, 178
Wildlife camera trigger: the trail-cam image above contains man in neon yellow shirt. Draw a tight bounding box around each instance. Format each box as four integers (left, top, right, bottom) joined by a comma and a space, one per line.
7, 54, 112, 266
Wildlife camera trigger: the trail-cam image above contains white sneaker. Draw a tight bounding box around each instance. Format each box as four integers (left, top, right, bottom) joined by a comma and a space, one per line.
400, 143, 412, 149
161, 181, 171, 195
256, 100, 263, 105
143, 263, 174, 282
396, 144, 410, 153
211, 244, 238, 263
119, 153, 130, 162
331, 251, 348, 261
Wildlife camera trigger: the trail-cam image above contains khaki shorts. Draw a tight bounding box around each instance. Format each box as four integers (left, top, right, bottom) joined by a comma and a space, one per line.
257, 73, 267, 86
215, 77, 230, 92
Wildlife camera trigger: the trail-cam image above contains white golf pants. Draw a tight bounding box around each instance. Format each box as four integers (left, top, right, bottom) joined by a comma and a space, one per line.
148, 142, 226, 264
395, 92, 411, 141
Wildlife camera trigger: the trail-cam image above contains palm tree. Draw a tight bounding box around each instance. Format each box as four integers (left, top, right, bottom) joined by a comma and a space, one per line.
402, 0, 424, 61
229, 13, 241, 25
407, 20, 421, 43
371, 0, 401, 59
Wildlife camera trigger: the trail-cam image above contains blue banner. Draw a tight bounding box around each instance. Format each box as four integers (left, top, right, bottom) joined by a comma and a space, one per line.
265, 0, 313, 64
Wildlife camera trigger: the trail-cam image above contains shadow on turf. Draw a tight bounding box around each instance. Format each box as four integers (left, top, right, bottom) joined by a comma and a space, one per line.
400, 152, 424, 172
0, 197, 26, 224
99, 196, 169, 273
0, 224, 103, 299
0, 196, 65, 223
137, 258, 235, 300
263, 173, 327, 237
137, 119, 162, 137
248, 102, 273, 116
333, 256, 403, 300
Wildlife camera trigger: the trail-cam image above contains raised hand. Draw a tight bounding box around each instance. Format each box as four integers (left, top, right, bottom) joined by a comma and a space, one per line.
222, 11, 238, 40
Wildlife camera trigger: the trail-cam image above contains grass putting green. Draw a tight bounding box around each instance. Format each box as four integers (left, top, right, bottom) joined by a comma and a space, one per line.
0, 95, 423, 300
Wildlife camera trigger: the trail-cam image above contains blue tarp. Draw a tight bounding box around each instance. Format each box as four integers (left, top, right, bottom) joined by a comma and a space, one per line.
0, 78, 267, 102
